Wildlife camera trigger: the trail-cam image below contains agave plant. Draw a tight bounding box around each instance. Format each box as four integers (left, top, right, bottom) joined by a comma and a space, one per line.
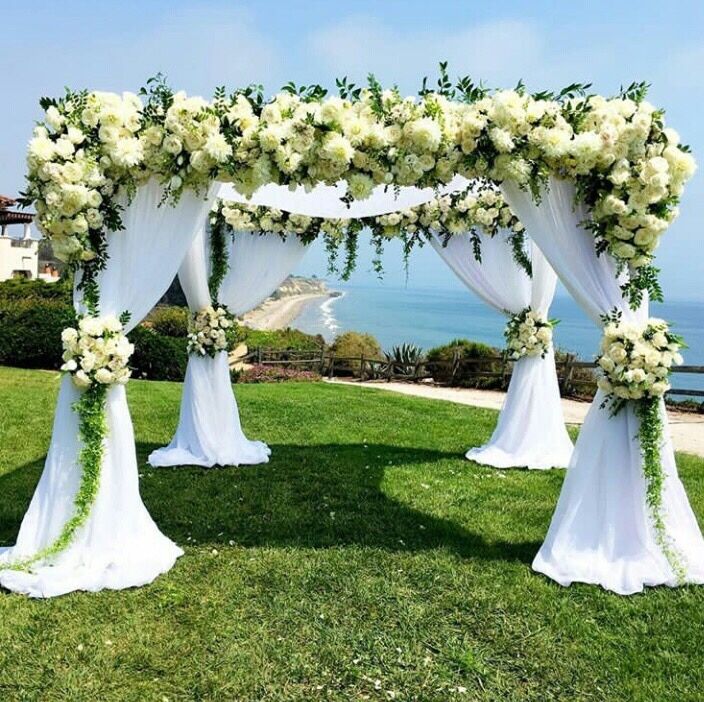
384, 343, 425, 377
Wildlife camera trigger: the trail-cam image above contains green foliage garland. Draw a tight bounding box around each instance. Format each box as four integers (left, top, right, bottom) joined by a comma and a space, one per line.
5, 383, 107, 572
635, 398, 686, 583
208, 218, 230, 302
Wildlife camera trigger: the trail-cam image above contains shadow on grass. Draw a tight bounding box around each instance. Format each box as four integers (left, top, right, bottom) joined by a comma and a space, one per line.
0, 443, 541, 565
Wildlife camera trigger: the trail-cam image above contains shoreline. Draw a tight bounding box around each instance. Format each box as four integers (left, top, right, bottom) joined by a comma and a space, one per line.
240, 292, 333, 331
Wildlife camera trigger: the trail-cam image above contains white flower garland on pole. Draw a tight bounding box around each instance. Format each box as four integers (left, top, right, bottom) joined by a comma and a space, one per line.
187, 305, 237, 357
595, 313, 686, 578
503, 307, 555, 361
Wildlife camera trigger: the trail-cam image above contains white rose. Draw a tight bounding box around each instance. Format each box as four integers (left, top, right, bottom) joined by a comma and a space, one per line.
95, 368, 114, 384
78, 316, 103, 337
630, 368, 647, 384
651, 381, 669, 396
45, 105, 65, 131
404, 118, 442, 153
72, 370, 92, 389
598, 356, 615, 373
61, 327, 79, 344
608, 344, 628, 362
597, 377, 613, 394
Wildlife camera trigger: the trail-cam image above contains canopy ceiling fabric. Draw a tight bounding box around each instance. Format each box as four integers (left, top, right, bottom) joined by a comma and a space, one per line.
217, 175, 471, 218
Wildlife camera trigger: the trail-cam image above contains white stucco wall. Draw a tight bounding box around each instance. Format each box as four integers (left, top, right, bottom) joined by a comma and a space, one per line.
0, 225, 39, 280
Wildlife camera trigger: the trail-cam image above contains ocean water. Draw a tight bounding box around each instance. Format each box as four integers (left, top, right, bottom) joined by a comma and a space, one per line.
294, 282, 704, 395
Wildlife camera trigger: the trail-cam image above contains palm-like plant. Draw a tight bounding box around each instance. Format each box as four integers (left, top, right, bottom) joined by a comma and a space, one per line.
384, 343, 425, 377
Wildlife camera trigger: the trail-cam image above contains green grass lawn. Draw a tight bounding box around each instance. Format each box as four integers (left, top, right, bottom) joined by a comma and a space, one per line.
1, 365, 704, 701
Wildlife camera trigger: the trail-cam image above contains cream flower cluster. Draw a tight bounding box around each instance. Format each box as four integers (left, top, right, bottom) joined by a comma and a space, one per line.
216, 200, 323, 237
60, 315, 133, 389
596, 317, 684, 401
26, 81, 695, 282
375, 187, 523, 239
27, 92, 144, 263
504, 307, 554, 361
226, 89, 463, 198
27, 88, 231, 264
187, 305, 236, 357
462, 90, 696, 269
213, 185, 522, 242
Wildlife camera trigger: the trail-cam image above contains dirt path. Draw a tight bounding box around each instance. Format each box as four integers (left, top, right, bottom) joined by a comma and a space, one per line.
326, 379, 704, 458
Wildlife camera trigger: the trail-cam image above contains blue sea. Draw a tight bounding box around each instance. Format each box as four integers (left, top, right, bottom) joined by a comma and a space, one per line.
294, 283, 704, 397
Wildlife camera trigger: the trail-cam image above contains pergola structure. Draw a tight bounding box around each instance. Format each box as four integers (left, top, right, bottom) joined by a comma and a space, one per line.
0, 75, 701, 598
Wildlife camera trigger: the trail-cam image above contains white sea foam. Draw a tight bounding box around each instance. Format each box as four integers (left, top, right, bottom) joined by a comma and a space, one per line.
320, 292, 344, 336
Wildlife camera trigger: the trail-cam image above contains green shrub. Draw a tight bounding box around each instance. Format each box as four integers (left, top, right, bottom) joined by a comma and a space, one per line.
128, 326, 188, 381
426, 338, 503, 388
0, 298, 75, 369
147, 305, 190, 337
331, 331, 382, 375
0, 277, 72, 302
240, 326, 324, 352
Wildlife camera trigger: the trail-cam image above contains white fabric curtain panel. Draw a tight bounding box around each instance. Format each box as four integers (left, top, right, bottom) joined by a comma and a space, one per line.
430, 231, 573, 470
503, 176, 704, 594
148, 228, 309, 468
219, 231, 310, 316
0, 179, 216, 597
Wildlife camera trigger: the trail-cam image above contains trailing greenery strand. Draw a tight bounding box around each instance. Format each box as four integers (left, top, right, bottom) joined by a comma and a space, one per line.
634, 397, 686, 584
208, 219, 230, 302
5, 383, 108, 572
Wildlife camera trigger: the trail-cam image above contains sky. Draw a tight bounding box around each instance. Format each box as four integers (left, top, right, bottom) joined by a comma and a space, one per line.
2, 0, 703, 299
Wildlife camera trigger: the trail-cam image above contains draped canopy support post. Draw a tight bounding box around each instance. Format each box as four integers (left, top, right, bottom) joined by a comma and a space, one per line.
148, 222, 308, 468
502, 177, 704, 594
0, 181, 216, 597
431, 230, 573, 470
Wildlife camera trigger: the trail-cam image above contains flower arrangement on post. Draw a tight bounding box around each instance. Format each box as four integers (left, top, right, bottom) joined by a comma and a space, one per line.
503, 307, 555, 360
187, 305, 238, 357
596, 311, 686, 578
6, 314, 133, 572
61, 314, 134, 388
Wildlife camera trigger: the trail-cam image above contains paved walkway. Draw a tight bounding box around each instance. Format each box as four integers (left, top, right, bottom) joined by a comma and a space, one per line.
325, 378, 704, 458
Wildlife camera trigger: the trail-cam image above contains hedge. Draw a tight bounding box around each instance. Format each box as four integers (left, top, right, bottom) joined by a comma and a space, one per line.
128, 326, 188, 381
0, 298, 75, 369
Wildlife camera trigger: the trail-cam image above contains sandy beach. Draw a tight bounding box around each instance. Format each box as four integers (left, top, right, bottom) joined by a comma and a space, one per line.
240, 293, 331, 331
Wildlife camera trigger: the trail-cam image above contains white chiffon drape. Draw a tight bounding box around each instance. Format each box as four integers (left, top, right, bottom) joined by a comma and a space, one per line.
430, 231, 573, 469
0, 180, 215, 597
148, 229, 308, 468
503, 176, 704, 594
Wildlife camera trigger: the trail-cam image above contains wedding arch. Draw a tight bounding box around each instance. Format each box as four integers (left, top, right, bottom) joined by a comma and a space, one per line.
1, 72, 702, 598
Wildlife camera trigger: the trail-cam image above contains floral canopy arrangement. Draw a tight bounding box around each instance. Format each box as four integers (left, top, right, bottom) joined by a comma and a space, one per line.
13, 66, 697, 582
212, 184, 529, 279
25, 68, 694, 305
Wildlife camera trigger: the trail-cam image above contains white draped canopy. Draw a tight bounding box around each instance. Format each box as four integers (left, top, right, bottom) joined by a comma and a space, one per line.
2, 170, 700, 599
503, 177, 704, 594
0, 180, 215, 597
431, 230, 573, 470
217, 176, 469, 218
148, 226, 309, 468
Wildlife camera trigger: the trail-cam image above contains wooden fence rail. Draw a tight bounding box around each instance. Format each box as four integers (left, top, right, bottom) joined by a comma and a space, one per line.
241, 348, 704, 400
